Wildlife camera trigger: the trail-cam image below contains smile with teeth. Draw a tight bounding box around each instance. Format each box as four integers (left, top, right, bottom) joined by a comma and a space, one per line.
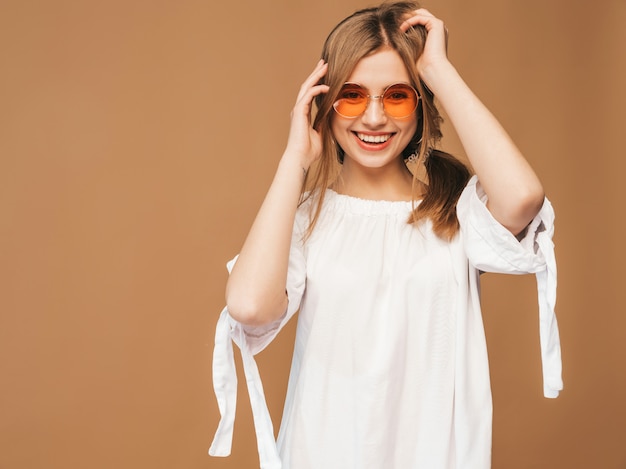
355, 132, 393, 144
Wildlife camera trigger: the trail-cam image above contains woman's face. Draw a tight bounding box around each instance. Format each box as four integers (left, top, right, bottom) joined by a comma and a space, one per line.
331, 47, 418, 171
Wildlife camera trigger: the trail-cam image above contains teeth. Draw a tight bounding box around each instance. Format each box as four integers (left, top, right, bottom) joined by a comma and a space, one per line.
357, 132, 391, 143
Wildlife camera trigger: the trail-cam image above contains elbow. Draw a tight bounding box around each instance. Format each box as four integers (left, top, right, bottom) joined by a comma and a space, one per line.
510, 187, 545, 235
493, 184, 545, 236
225, 298, 265, 326
225, 288, 287, 327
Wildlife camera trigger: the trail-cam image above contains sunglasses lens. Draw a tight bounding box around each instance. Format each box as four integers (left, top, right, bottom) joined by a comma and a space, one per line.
383, 84, 418, 118
333, 84, 368, 118
333, 83, 419, 118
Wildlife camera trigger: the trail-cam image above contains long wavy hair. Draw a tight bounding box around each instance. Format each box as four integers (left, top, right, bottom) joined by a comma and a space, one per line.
302, 1, 470, 241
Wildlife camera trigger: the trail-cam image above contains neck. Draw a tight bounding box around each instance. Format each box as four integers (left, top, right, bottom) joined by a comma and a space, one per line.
333, 157, 415, 201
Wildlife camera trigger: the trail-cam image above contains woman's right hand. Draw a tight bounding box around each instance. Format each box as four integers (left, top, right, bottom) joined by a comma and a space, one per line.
284, 60, 329, 172
226, 61, 329, 326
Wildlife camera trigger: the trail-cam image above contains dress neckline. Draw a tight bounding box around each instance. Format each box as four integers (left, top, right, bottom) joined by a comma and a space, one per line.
324, 188, 417, 216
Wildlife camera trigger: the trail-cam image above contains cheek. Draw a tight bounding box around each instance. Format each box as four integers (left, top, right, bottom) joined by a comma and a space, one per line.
330, 117, 350, 146
399, 119, 419, 145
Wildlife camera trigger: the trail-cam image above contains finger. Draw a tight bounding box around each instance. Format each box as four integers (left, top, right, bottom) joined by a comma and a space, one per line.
413, 8, 436, 18
400, 10, 443, 33
298, 84, 330, 109
400, 8, 435, 30
292, 83, 330, 118
296, 60, 326, 98
296, 60, 328, 102
402, 16, 444, 33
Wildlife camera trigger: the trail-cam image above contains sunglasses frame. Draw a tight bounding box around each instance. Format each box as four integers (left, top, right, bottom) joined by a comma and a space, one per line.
333, 82, 420, 119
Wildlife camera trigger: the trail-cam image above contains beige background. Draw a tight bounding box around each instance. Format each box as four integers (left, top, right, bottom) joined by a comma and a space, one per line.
1, 0, 624, 468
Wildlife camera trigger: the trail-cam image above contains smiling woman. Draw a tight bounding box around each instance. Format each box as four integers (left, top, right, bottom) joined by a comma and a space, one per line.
208, 1, 562, 468
330, 48, 419, 197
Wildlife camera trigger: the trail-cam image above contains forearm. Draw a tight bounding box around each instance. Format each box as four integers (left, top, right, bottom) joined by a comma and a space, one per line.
423, 61, 544, 234
225, 60, 328, 325
225, 153, 305, 326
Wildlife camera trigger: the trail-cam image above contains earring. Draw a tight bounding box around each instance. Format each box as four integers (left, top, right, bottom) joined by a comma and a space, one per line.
404, 136, 423, 164
405, 145, 432, 166
405, 151, 420, 164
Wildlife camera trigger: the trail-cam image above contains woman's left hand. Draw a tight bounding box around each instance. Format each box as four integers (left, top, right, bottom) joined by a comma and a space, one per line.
400, 9, 450, 86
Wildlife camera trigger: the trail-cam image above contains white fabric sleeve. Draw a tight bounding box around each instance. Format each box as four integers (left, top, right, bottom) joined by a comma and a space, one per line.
457, 176, 563, 398
209, 224, 307, 468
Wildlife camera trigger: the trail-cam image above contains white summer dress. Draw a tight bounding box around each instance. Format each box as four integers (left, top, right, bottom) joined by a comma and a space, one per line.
209, 176, 562, 469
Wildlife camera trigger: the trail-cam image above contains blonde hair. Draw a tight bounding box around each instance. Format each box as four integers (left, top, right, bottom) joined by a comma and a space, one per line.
303, 1, 470, 241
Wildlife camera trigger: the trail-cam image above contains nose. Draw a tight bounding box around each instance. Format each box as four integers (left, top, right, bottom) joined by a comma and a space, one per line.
360, 95, 387, 127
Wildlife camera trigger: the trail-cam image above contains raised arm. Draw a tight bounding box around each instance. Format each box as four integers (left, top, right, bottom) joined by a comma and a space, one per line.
225, 60, 329, 326
402, 10, 544, 235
